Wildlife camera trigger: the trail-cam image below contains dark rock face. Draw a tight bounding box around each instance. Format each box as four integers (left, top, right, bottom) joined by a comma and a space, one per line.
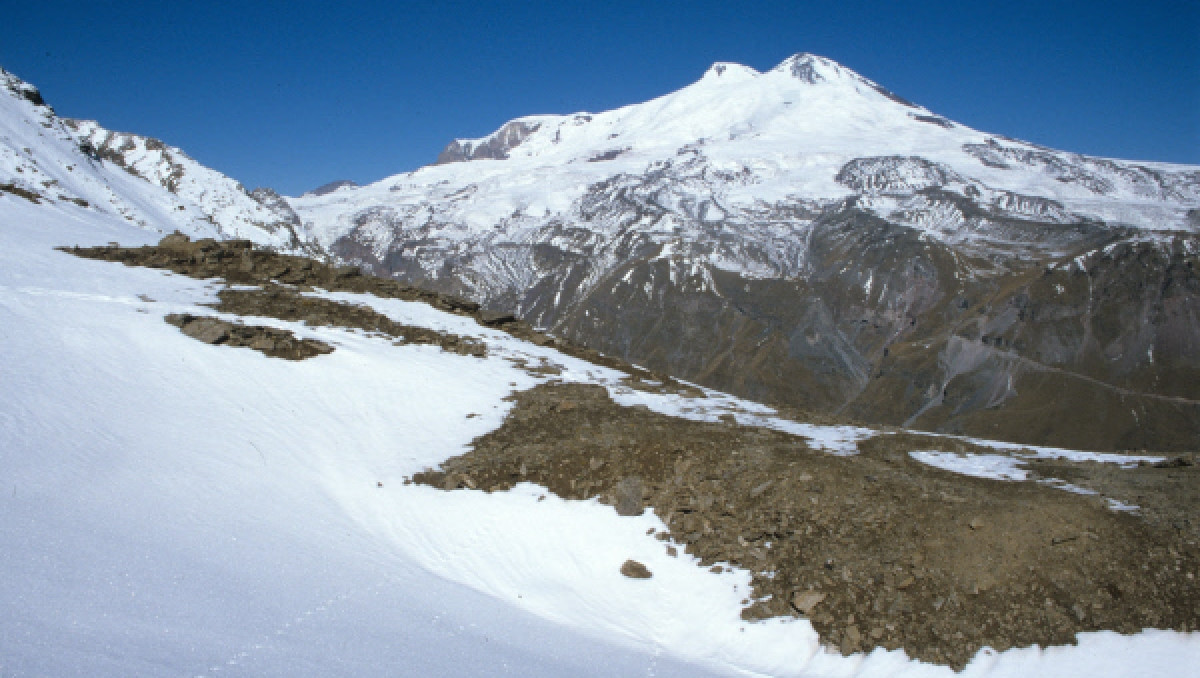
845, 237, 1200, 451
249, 187, 302, 227
435, 121, 542, 164
785, 54, 826, 84
2, 69, 49, 109
303, 179, 359, 197
835, 156, 961, 193
17, 83, 45, 107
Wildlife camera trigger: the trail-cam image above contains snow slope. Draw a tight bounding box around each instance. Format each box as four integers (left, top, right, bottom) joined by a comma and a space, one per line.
0, 67, 303, 249
3, 195, 1198, 676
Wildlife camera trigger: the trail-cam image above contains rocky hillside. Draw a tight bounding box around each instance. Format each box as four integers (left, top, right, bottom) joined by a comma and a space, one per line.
289, 54, 1200, 452
0, 67, 309, 250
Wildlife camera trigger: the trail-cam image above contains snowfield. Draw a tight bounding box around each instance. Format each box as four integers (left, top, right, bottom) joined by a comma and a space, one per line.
3, 197, 1198, 677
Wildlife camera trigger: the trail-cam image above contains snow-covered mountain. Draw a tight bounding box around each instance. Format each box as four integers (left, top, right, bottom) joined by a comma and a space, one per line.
0, 67, 309, 250
290, 54, 1200, 452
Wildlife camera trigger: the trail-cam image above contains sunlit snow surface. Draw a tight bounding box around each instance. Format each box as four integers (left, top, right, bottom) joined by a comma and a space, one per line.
908, 452, 1032, 482
2, 200, 1198, 677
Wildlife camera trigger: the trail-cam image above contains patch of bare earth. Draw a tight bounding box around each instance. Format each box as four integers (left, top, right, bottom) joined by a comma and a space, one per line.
165, 313, 333, 359
411, 382, 1200, 669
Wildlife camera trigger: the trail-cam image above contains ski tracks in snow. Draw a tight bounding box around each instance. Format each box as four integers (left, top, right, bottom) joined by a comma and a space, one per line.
194, 588, 357, 676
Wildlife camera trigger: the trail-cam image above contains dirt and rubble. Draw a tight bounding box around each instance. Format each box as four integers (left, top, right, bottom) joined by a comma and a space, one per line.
164, 313, 333, 360
411, 382, 1200, 669
210, 285, 487, 356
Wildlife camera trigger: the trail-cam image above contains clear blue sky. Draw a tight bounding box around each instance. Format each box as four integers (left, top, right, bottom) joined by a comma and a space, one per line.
2, 1, 1196, 196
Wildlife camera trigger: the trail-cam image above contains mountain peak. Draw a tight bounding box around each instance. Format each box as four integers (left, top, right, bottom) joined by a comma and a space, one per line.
303, 179, 359, 197
769, 53, 920, 108
771, 53, 850, 84
701, 62, 760, 81
1, 67, 51, 111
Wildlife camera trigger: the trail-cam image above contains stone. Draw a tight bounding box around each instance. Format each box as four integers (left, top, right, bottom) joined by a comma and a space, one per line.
620, 559, 652, 579
791, 590, 827, 614
180, 317, 230, 344
248, 336, 277, 352
614, 476, 645, 516
844, 624, 862, 645
158, 232, 194, 252
750, 480, 773, 497
478, 309, 517, 327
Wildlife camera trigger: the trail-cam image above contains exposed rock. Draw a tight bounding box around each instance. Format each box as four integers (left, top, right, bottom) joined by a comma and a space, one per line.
323, 118, 1200, 455
614, 476, 645, 516
436, 120, 542, 164
410, 381, 1200, 669
177, 316, 230, 344
303, 179, 359, 197
164, 314, 332, 360
1, 182, 42, 203
620, 559, 652, 579
478, 309, 518, 327
791, 590, 827, 614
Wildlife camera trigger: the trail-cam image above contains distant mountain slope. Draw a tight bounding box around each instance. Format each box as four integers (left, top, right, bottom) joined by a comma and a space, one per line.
291, 54, 1200, 452
302, 179, 359, 196
0, 67, 310, 250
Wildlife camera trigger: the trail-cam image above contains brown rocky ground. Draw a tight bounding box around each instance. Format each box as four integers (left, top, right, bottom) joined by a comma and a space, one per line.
411, 382, 1200, 669
165, 312, 333, 359
211, 285, 487, 357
